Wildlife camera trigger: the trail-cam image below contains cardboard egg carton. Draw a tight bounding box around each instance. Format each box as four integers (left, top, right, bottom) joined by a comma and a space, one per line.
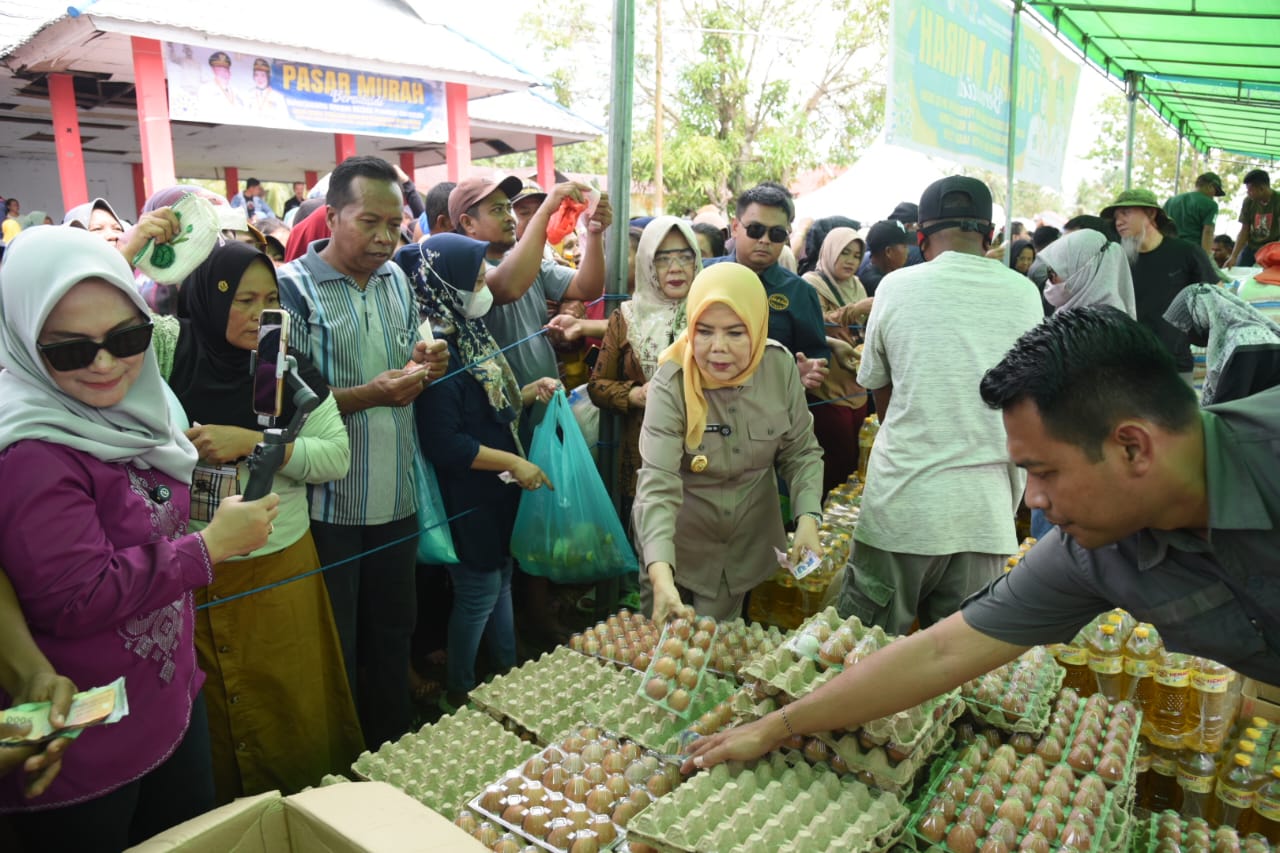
467, 646, 637, 745
626, 753, 908, 853
351, 706, 539, 820
816, 693, 965, 793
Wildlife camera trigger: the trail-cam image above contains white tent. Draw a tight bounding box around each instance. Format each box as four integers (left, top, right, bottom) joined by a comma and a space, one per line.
793, 142, 1005, 227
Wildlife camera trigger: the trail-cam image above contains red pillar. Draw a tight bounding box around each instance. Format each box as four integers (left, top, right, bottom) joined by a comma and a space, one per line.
536, 134, 555, 189
304, 169, 319, 190
224, 167, 239, 202
334, 134, 356, 165
446, 82, 470, 182
131, 163, 146, 218
130, 37, 177, 200
48, 73, 89, 211
399, 151, 417, 182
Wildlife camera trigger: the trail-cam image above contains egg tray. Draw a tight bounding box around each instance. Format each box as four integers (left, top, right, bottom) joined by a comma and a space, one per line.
907, 744, 1132, 853
960, 647, 1067, 734
465, 726, 683, 853
1051, 691, 1143, 789
704, 618, 788, 682
467, 646, 637, 745
1136, 809, 1275, 853
598, 668, 738, 758
566, 609, 661, 672
636, 618, 719, 718
625, 752, 909, 853
350, 706, 539, 820
816, 694, 965, 793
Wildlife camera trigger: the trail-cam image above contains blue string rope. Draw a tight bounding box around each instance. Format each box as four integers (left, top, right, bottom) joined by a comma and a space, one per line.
196, 508, 477, 610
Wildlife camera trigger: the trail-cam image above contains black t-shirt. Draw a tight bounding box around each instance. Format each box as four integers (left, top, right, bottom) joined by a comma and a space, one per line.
1132, 237, 1217, 371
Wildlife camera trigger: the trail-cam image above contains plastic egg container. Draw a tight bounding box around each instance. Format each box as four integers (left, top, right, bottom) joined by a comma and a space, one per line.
910, 739, 1127, 853
452, 814, 544, 852
636, 616, 718, 717
1144, 809, 1274, 853
599, 668, 737, 756
706, 618, 786, 680
1043, 688, 1141, 787
468, 647, 636, 744
466, 725, 683, 852
566, 609, 660, 670
351, 706, 539, 819
961, 646, 1066, 734
626, 753, 908, 853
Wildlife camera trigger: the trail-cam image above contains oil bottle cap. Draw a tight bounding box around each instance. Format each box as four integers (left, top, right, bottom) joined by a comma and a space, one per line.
1272, 765, 1280, 779
1241, 740, 1258, 754
1236, 753, 1254, 766
1134, 626, 1150, 638
1253, 717, 1273, 729
1246, 728, 1264, 741
1100, 623, 1116, 635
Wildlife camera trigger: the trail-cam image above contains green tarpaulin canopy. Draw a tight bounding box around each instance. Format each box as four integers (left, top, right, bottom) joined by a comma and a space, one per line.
1027, 0, 1280, 160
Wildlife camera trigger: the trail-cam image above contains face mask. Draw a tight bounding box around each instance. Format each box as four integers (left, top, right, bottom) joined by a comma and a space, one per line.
457, 283, 494, 319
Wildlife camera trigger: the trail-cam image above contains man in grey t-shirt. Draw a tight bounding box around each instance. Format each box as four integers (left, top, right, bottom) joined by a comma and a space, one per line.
683, 306, 1280, 772
449, 176, 613, 390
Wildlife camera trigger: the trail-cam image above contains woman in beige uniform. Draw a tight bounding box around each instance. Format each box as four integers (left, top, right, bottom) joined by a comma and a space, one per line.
634, 262, 825, 624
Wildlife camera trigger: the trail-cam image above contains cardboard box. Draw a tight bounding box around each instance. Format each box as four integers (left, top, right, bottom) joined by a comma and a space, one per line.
1241, 677, 1280, 724
127, 781, 488, 852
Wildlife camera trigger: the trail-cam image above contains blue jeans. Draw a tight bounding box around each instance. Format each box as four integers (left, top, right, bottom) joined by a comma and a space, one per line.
1030, 508, 1053, 540
446, 560, 516, 693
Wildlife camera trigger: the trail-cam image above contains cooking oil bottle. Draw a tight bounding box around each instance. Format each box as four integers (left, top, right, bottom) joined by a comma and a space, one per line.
1122, 624, 1160, 715
1209, 752, 1266, 828
1054, 632, 1094, 696
856, 414, 879, 482
1186, 658, 1236, 753
1144, 740, 1184, 813
1145, 650, 1192, 748
1242, 765, 1280, 842
1177, 749, 1218, 820
1087, 622, 1125, 702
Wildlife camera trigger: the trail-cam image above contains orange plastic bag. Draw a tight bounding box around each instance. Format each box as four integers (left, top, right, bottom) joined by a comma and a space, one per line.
547, 197, 587, 244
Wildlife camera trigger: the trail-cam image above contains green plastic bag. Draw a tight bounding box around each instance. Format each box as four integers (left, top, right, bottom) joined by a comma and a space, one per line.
413, 453, 458, 564
511, 390, 637, 583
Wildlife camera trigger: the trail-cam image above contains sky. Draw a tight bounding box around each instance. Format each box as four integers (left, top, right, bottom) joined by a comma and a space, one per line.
433, 2, 1129, 210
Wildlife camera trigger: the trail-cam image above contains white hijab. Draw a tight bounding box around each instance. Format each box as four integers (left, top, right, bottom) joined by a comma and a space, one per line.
0, 226, 197, 480
621, 216, 701, 381
1038, 229, 1137, 318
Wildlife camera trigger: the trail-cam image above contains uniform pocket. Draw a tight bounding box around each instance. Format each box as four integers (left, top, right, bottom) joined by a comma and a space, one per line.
837, 552, 896, 627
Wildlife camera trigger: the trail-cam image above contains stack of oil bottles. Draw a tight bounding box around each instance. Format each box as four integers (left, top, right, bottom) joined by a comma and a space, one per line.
1052, 611, 1279, 839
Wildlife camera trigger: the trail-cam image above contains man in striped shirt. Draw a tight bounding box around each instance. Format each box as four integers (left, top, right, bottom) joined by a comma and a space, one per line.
278, 155, 447, 749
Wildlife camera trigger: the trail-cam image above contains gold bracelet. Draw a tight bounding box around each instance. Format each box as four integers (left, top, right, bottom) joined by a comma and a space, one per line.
780, 704, 795, 737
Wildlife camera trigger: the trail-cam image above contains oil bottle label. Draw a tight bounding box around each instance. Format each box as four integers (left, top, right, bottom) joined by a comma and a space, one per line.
1177, 769, 1215, 793
1155, 666, 1191, 687
1124, 659, 1153, 677
1190, 671, 1232, 693
1057, 646, 1087, 666
1256, 799, 1280, 821
1090, 655, 1123, 675
1216, 784, 1257, 809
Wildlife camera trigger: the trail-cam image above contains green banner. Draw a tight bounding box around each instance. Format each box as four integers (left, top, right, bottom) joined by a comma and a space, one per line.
887, 0, 1080, 189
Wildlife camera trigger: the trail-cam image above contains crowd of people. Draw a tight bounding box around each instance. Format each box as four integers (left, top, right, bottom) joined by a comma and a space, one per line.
2, 156, 1280, 850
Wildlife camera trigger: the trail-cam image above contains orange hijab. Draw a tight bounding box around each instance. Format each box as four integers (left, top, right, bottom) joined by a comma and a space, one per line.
658, 262, 769, 451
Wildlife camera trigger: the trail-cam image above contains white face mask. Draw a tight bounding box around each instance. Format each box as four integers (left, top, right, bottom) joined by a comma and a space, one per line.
457, 283, 494, 319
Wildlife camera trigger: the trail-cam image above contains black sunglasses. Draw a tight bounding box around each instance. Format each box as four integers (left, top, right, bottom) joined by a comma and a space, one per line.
38, 321, 154, 372
743, 222, 791, 244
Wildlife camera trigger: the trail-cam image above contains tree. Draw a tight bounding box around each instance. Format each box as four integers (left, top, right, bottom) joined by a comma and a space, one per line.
507, 0, 890, 215
1075, 95, 1253, 214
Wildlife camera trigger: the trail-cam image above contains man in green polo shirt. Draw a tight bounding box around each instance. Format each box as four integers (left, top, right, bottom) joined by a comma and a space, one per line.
1164, 172, 1224, 254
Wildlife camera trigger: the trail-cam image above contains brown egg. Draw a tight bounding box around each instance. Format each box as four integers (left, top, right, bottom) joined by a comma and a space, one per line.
1008, 732, 1036, 756
612, 800, 638, 827
1066, 743, 1095, 773
524, 755, 550, 777
546, 817, 576, 849
493, 837, 523, 853
1095, 752, 1127, 783
646, 772, 672, 797
1019, 830, 1051, 853
480, 784, 506, 812
968, 785, 998, 817
980, 838, 1010, 853
919, 808, 950, 842
563, 775, 591, 803
1006, 782, 1035, 811
563, 801, 591, 830
942, 774, 969, 801
562, 735, 588, 754
1073, 774, 1107, 811
521, 780, 548, 805
996, 798, 1027, 829
472, 823, 501, 847
958, 805, 988, 830
989, 817, 1019, 847
579, 742, 605, 765
521, 805, 552, 837
569, 829, 600, 853
669, 618, 692, 640
582, 764, 607, 786
1027, 810, 1058, 842
644, 678, 669, 701
668, 688, 692, 713
652, 656, 678, 679
947, 821, 980, 853
1060, 819, 1092, 849
928, 793, 958, 821
696, 616, 717, 634
661, 637, 685, 659
589, 813, 616, 844
1035, 795, 1065, 827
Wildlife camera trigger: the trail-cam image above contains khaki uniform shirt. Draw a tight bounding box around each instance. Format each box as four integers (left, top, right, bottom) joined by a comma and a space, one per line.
634, 343, 824, 599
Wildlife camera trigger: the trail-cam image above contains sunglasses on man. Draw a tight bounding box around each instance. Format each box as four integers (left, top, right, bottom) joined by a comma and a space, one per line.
743, 222, 791, 244
38, 321, 154, 372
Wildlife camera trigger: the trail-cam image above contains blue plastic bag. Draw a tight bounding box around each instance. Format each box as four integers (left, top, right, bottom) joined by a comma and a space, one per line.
413, 453, 458, 564
511, 390, 637, 583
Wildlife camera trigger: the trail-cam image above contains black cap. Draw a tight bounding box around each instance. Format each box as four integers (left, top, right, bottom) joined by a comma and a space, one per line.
867, 220, 910, 254
888, 202, 919, 223
918, 176, 993, 224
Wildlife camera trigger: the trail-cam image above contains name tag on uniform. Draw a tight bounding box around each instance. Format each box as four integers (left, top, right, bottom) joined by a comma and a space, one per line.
704, 423, 732, 437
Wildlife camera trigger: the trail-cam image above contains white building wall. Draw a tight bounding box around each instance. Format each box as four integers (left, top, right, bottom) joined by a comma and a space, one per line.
1, 156, 139, 224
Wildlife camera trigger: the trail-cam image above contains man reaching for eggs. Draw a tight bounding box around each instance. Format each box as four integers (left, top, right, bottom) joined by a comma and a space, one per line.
686, 307, 1280, 772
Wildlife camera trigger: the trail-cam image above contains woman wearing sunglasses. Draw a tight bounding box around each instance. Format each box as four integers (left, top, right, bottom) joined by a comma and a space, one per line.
166, 242, 362, 803
0, 227, 277, 850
